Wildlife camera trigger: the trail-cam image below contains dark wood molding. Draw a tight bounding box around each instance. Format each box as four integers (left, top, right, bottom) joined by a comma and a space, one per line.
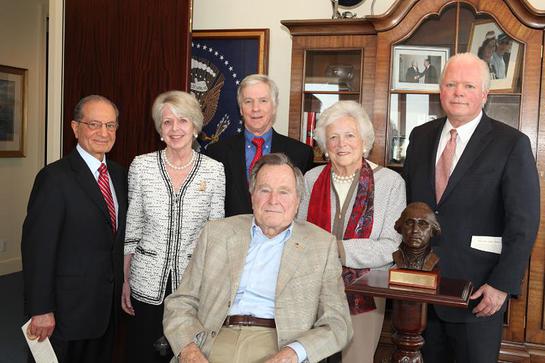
281, 18, 376, 36
364, 0, 419, 31
505, 0, 545, 28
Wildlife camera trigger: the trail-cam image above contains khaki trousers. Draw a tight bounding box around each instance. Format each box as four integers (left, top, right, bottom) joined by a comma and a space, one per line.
342, 297, 386, 363
209, 326, 278, 363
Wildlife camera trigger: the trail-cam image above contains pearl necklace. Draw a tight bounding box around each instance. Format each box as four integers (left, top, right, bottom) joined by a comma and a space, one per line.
332, 171, 356, 184
163, 150, 195, 170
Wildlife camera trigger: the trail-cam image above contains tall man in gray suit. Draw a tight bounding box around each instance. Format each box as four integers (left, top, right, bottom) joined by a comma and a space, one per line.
404, 53, 540, 362
163, 153, 352, 363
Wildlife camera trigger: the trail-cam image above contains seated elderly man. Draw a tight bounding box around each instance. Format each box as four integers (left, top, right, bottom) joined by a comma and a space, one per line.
163, 153, 352, 363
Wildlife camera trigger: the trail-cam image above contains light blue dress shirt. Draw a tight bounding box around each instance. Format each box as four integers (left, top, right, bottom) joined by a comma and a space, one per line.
244, 128, 273, 178
228, 220, 307, 362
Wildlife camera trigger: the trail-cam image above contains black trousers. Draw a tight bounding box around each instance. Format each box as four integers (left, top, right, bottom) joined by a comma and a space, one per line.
125, 277, 172, 363
28, 312, 115, 363
422, 305, 503, 363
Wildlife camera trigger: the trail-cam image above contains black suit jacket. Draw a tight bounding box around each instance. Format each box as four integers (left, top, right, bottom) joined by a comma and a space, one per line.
22, 149, 128, 340
404, 113, 539, 322
405, 67, 419, 83
423, 64, 438, 84
206, 129, 314, 216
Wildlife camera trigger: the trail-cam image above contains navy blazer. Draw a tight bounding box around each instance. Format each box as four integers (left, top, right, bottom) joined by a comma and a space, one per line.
206, 129, 314, 217
404, 113, 539, 322
22, 149, 127, 340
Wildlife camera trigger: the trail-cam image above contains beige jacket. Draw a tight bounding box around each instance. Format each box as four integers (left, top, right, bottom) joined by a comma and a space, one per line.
163, 214, 352, 362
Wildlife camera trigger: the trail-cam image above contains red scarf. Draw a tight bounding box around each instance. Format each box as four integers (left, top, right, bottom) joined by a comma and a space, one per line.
307, 160, 376, 314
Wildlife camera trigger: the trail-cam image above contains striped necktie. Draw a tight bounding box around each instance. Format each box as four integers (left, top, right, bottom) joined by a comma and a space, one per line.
98, 163, 116, 233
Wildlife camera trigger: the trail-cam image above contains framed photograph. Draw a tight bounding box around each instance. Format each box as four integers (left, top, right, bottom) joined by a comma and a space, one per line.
0, 65, 26, 157
190, 29, 269, 149
467, 21, 521, 92
392, 45, 449, 92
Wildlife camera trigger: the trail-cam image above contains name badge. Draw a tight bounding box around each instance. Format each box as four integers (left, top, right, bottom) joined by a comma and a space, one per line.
471, 236, 502, 254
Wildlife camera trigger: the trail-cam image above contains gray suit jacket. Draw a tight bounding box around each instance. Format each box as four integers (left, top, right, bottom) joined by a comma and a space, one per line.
163, 215, 352, 362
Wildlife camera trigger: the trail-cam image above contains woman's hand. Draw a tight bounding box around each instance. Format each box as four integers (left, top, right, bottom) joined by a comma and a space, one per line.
121, 281, 135, 315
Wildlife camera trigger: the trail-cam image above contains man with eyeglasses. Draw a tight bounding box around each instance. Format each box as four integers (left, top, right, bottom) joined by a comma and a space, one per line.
21, 95, 128, 363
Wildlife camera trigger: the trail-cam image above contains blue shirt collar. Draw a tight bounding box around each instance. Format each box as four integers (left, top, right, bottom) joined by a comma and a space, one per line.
244, 128, 273, 145
251, 217, 293, 242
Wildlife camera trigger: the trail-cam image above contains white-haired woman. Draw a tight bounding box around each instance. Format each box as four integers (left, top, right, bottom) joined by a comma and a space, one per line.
298, 100, 406, 363
122, 91, 225, 362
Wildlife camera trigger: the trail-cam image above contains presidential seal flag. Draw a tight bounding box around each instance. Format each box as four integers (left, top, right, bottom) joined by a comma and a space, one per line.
190, 30, 269, 150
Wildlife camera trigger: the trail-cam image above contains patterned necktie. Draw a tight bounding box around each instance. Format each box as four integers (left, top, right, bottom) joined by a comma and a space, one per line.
98, 163, 116, 233
249, 137, 265, 174
435, 129, 458, 202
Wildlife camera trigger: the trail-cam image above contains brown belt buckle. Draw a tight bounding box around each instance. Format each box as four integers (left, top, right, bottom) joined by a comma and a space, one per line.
225, 315, 251, 326
241, 316, 253, 326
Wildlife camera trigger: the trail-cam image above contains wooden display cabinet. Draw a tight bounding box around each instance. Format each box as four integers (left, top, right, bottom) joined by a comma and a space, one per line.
284, 1, 545, 361
281, 19, 377, 162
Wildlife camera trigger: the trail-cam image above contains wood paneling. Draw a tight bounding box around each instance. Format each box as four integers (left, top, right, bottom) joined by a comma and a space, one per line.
63, 0, 192, 167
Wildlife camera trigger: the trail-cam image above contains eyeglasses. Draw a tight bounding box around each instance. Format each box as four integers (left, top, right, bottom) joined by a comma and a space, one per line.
78, 120, 119, 131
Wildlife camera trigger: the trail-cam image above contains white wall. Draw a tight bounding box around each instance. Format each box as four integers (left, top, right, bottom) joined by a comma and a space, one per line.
192, 0, 396, 135
0, 0, 47, 275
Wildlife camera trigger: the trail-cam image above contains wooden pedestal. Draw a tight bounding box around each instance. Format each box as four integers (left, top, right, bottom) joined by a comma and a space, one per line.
346, 270, 472, 363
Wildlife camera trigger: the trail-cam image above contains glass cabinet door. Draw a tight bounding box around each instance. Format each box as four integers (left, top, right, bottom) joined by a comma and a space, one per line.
302, 49, 362, 161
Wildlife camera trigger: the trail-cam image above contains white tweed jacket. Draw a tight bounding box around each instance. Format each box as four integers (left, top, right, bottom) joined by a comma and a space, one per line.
125, 151, 225, 305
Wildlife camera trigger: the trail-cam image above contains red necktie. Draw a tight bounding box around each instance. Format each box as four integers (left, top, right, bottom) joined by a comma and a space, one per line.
435, 129, 458, 202
98, 163, 116, 233
249, 137, 265, 174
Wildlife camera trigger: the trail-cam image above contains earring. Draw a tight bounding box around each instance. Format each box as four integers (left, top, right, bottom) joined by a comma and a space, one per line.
160, 137, 164, 142
324, 152, 329, 159
194, 133, 198, 138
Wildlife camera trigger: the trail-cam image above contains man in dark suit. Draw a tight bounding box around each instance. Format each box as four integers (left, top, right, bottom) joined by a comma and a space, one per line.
22, 95, 127, 363
405, 61, 420, 83
404, 53, 539, 362
207, 74, 314, 216
420, 58, 438, 84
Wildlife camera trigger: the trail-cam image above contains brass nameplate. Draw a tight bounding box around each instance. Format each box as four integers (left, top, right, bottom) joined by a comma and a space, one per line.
388, 268, 439, 290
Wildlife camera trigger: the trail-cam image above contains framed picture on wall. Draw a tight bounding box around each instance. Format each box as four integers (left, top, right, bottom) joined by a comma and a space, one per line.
392, 45, 449, 92
0, 65, 26, 157
190, 29, 269, 150
467, 20, 521, 92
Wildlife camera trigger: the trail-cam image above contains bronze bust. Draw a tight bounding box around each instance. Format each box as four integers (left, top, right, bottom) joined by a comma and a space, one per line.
393, 202, 441, 271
